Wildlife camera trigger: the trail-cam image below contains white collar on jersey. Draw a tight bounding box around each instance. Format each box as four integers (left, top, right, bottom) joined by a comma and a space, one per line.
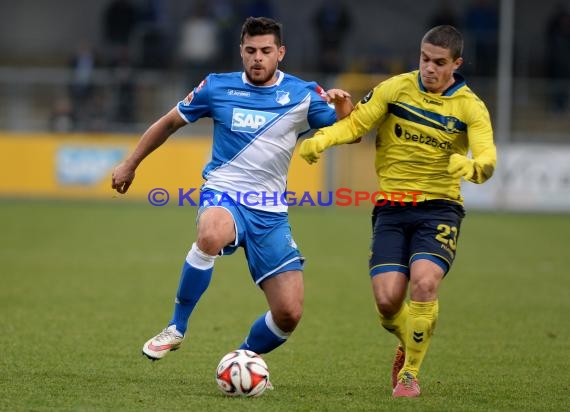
242, 70, 284, 87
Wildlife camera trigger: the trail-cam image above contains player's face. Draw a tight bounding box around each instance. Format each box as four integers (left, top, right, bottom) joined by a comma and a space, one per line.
419, 43, 463, 94
240, 34, 285, 86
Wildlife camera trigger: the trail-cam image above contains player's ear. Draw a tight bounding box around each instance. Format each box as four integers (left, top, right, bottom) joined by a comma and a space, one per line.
278, 45, 286, 62
454, 56, 463, 71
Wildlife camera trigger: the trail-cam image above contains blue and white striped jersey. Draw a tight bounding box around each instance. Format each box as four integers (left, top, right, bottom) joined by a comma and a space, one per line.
177, 70, 336, 212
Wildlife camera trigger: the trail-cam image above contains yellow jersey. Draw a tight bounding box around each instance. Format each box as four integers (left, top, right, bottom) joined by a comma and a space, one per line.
318, 70, 496, 203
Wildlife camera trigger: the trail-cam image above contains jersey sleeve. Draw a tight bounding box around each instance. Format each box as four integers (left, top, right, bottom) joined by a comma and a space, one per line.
176, 76, 212, 123
306, 83, 337, 129
466, 97, 496, 184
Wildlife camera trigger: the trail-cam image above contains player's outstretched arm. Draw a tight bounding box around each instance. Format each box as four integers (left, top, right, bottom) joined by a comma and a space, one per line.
300, 84, 386, 164
111, 107, 186, 194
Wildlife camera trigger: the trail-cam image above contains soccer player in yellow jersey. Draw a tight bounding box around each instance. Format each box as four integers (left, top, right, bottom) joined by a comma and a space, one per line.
300, 25, 496, 397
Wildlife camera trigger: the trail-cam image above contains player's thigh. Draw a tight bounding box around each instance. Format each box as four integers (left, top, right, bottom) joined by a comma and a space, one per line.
198, 206, 236, 238
409, 201, 465, 275
369, 205, 411, 277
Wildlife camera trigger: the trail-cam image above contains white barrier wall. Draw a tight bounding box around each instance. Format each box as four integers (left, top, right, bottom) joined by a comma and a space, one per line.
462, 144, 570, 212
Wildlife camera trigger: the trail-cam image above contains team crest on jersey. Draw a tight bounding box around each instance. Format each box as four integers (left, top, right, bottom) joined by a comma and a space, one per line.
275, 90, 290, 105
231, 108, 278, 133
444, 116, 459, 132
182, 92, 194, 106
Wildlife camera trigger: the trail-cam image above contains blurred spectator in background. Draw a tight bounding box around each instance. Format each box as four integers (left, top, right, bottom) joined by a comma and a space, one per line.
312, 0, 352, 74
68, 40, 98, 126
545, 4, 570, 112
112, 47, 137, 126
50, 97, 76, 133
242, 0, 276, 19
179, 2, 220, 90
429, 1, 459, 28
211, 0, 240, 70
463, 0, 498, 76
102, 0, 140, 65
84, 91, 111, 132
139, 0, 171, 69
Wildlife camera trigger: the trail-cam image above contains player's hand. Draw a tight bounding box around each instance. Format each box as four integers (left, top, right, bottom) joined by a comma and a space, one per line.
111, 161, 136, 194
447, 153, 475, 180
299, 137, 324, 165
325, 88, 351, 104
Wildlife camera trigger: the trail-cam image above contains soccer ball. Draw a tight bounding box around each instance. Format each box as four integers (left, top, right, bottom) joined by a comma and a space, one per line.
215, 349, 270, 397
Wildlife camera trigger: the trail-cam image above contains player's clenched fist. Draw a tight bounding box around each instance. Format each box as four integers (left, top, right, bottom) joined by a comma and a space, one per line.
299, 134, 326, 164
447, 153, 475, 180
111, 162, 136, 194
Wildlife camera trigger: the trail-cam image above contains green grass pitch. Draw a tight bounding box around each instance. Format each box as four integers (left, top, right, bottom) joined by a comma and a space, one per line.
1, 200, 568, 411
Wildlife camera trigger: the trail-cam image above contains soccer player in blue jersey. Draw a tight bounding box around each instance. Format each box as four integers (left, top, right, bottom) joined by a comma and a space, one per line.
111, 17, 353, 372
299, 25, 496, 397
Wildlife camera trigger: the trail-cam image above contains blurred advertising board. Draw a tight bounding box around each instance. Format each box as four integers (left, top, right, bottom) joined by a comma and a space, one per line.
0, 133, 325, 202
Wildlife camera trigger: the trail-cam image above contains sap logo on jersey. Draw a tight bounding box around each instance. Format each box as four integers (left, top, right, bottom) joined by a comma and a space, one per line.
231, 108, 278, 133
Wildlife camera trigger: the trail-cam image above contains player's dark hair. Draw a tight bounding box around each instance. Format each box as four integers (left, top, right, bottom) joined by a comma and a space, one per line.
422, 25, 463, 60
240, 17, 283, 46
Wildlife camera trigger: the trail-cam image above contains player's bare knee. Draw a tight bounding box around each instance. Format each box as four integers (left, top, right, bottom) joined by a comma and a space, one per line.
196, 227, 233, 255
410, 277, 438, 300
197, 209, 235, 254
273, 305, 303, 332
377, 300, 402, 318
375, 289, 405, 317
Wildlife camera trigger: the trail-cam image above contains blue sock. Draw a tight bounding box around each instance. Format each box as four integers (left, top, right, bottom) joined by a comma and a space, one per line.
168, 243, 215, 335
239, 311, 290, 354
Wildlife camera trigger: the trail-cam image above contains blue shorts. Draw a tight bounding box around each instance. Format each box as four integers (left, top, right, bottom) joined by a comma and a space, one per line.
198, 189, 304, 285
369, 200, 465, 277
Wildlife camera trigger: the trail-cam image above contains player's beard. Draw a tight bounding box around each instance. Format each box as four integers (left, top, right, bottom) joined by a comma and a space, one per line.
245, 64, 278, 86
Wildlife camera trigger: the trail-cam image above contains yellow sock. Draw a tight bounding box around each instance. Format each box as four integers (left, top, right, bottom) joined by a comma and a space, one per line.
378, 302, 409, 348
400, 300, 439, 379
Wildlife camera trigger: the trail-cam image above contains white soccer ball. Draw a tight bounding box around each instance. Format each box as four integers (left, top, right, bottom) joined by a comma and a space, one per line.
215, 349, 270, 397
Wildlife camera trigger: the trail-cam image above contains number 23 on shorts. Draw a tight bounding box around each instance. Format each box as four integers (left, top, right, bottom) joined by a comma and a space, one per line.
435, 224, 458, 251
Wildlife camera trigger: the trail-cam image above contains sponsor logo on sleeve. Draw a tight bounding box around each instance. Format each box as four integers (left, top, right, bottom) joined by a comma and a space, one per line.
195, 79, 206, 93
361, 90, 373, 104
182, 92, 194, 106
315, 85, 328, 101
